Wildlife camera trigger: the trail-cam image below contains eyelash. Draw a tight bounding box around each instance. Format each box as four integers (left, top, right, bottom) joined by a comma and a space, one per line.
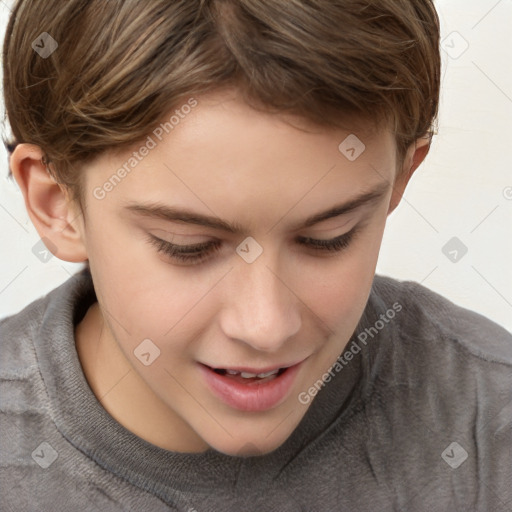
146, 228, 358, 265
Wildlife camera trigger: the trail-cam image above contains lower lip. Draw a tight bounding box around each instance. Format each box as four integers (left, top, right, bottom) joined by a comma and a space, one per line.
198, 361, 304, 412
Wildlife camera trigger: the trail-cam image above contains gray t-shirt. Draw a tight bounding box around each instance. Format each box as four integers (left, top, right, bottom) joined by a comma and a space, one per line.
1, 267, 511, 511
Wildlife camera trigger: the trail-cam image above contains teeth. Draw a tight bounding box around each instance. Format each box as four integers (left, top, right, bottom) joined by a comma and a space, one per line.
220, 368, 281, 378
255, 369, 280, 378
240, 371, 258, 378
241, 369, 280, 378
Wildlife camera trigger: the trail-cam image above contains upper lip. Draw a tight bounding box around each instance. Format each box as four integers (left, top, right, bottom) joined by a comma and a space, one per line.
202, 358, 306, 374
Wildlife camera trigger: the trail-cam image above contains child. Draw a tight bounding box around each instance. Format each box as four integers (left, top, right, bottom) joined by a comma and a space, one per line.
1, 1, 510, 510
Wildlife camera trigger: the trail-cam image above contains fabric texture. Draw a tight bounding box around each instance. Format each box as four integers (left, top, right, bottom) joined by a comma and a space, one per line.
1, 267, 511, 511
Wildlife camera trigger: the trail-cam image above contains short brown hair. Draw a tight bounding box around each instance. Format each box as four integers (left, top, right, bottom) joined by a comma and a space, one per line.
3, 0, 440, 210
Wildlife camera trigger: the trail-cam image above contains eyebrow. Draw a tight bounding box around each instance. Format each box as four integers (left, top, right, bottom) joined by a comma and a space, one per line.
123, 181, 390, 234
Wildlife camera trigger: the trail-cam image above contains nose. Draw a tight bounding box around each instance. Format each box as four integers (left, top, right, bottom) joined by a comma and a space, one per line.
219, 255, 302, 353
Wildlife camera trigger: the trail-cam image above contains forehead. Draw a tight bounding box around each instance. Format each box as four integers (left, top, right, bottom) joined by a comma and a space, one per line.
84, 89, 397, 228
173, 87, 387, 151
109, 86, 393, 166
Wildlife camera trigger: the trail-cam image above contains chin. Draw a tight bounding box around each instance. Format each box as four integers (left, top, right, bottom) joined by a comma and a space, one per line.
208, 434, 286, 458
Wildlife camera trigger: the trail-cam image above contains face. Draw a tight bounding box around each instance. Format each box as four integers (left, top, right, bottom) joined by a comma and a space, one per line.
73, 88, 401, 456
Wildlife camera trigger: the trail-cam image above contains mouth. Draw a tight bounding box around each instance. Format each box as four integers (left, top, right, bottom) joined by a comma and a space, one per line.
208, 366, 288, 384
198, 360, 306, 411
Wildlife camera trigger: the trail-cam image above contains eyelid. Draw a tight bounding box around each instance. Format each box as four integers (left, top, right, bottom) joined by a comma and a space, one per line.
303, 217, 353, 234
146, 234, 221, 265
147, 224, 358, 263
300, 222, 355, 239
151, 228, 205, 238
150, 228, 212, 243
148, 221, 359, 248
296, 225, 357, 247
151, 216, 355, 241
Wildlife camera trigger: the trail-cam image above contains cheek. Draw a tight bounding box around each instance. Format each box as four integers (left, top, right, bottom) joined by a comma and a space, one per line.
301, 225, 385, 334
84, 221, 215, 342
307, 267, 374, 339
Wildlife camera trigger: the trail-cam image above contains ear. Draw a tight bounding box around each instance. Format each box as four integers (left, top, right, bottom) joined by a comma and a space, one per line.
9, 143, 88, 263
387, 135, 432, 215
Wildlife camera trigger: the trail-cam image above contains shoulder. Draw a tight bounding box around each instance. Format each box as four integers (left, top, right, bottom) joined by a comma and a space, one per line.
356, 275, 512, 506
370, 273, 512, 365
0, 290, 50, 376
364, 274, 512, 469
361, 274, 512, 450
0, 268, 93, 401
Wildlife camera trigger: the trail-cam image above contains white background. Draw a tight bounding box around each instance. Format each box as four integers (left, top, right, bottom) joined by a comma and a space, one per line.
0, 0, 511, 332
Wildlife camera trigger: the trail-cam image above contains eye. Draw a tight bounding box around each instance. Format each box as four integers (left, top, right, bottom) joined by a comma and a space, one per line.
296, 226, 358, 253
146, 235, 221, 264
146, 226, 358, 265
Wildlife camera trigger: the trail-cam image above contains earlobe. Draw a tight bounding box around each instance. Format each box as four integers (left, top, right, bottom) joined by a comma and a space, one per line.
387, 136, 431, 215
10, 144, 88, 263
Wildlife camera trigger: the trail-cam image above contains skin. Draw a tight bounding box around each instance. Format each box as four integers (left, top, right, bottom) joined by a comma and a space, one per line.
10, 87, 430, 456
